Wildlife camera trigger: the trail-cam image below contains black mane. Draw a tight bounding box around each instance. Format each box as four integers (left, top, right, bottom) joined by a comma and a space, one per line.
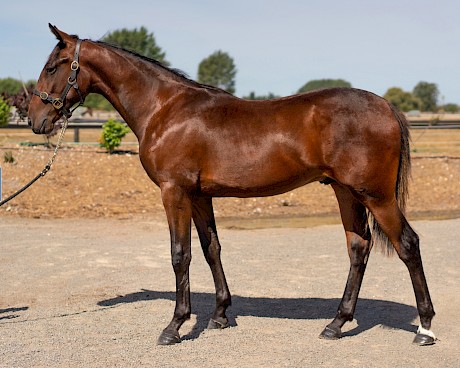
92, 39, 231, 95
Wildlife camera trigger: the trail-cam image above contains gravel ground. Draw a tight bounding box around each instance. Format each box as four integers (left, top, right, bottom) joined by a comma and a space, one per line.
1, 216, 459, 367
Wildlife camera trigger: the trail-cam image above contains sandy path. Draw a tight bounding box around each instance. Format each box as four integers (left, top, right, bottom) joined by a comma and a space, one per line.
1, 217, 459, 367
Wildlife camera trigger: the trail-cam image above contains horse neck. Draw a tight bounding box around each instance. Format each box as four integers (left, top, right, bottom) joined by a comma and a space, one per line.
83, 41, 188, 138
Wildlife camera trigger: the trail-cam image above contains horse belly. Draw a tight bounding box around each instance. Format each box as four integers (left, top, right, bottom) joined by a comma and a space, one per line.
200, 150, 322, 198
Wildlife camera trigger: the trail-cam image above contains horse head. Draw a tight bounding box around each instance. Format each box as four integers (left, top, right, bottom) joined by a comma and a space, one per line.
28, 24, 87, 134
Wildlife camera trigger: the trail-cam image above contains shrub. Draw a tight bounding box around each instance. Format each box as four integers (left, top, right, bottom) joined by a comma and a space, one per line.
99, 119, 130, 153
4, 151, 15, 164
0, 96, 11, 127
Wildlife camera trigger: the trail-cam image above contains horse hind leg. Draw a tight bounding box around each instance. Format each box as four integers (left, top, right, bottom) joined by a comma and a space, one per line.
192, 196, 232, 330
320, 184, 372, 340
366, 199, 436, 345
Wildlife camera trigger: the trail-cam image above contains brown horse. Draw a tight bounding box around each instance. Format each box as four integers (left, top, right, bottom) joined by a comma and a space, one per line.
28, 24, 435, 346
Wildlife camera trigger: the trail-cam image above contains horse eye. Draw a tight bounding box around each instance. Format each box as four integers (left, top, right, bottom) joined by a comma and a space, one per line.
46, 67, 57, 75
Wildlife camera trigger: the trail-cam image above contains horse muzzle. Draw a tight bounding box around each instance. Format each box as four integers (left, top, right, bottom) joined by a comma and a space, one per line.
29, 117, 55, 135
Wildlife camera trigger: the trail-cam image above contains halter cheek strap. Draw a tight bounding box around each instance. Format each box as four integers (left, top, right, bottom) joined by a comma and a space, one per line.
33, 39, 85, 118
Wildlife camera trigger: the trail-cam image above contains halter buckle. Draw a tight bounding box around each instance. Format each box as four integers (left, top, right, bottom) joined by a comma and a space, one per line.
39, 91, 49, 100
71, 61, 79, 71
52, 99, 64, 110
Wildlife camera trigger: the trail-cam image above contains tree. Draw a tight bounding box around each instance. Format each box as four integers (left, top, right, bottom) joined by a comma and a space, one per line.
243, 91, 280, 100
0, 77, 23, 95
102, 26, 168, 65
0, 78, 36, 95
413, 81, 439, 112
383, 87, 421, 112
84, 94, 114, 111
297, 79, 352, 93
439, 103, 459, 113
197, 50, 237, 94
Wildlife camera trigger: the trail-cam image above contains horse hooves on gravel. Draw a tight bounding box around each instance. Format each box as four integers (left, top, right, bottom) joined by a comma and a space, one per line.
157, 329, 181, 345
318, 326, 341, 340
413, 333, 436, 346
207, 317, 229, 330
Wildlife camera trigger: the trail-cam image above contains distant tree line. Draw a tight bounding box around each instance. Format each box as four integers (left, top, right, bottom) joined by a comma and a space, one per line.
1, 26, 458, 114
0, 77, 36, 96
382, 82, 458, 113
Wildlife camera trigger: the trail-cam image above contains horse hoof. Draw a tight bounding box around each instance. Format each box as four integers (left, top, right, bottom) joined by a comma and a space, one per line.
319, 326, 341, 340
157, 329, 181, 345
207, 317, 229, 330
413, 333, 436, 346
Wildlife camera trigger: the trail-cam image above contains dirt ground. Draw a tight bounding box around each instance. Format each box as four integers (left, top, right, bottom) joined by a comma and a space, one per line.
0, 142, 459, 224
0, 129, 459, 366
1, 217, 459, 367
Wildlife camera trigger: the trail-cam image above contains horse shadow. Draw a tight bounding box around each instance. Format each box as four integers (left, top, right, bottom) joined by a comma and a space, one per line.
98, 290, 418, 341
0, 306, 29, 321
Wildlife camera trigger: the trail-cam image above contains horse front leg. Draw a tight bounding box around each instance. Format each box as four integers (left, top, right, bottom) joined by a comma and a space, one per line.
320, 184, 372, 340
157, 183, 193, 345
192, 196, 232, 330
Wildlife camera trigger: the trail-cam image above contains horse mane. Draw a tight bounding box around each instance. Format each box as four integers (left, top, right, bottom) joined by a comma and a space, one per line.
91, 39, 232, 95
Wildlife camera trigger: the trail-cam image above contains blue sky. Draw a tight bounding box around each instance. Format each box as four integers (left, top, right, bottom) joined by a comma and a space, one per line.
1, 0, 459, 104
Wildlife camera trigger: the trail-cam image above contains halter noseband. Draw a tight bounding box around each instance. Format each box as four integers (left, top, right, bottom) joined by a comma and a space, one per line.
33, 39, 85, 118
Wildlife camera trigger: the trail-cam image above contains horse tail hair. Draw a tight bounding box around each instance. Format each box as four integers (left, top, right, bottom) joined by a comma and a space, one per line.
370, 103, 411, 256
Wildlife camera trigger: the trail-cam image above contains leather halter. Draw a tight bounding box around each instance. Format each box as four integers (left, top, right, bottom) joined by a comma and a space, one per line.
33, 39, 85, 118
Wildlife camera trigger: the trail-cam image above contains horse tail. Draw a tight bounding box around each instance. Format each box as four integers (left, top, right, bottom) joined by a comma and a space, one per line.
391, 103, 411, 214
370, 103, 411, 255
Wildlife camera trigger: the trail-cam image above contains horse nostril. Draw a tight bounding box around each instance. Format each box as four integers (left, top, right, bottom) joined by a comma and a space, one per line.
28, 118, 32, 127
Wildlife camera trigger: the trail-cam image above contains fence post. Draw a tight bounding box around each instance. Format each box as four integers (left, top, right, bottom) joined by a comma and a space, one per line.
74, 127, 80, 143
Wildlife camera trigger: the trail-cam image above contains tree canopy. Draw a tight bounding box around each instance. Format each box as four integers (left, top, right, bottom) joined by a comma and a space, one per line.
440, 103, 459, 113
383, 87, 421, 112
413, 81, 439, 112
0, 77, 36, 96
197, 50, 237, 94
0, 77, 23, 95
297, 79, 352, 93
83, 94, 114, 111
102, 26, 169, 65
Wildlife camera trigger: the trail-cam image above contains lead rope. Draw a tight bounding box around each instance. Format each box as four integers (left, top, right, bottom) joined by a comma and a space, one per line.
0, 118, 69, 207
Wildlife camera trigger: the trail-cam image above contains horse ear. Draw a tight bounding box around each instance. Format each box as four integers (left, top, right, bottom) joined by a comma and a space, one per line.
48, 23, 69, 47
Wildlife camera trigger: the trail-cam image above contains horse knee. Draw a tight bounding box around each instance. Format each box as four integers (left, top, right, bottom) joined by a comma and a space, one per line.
171, 247, 191, 271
